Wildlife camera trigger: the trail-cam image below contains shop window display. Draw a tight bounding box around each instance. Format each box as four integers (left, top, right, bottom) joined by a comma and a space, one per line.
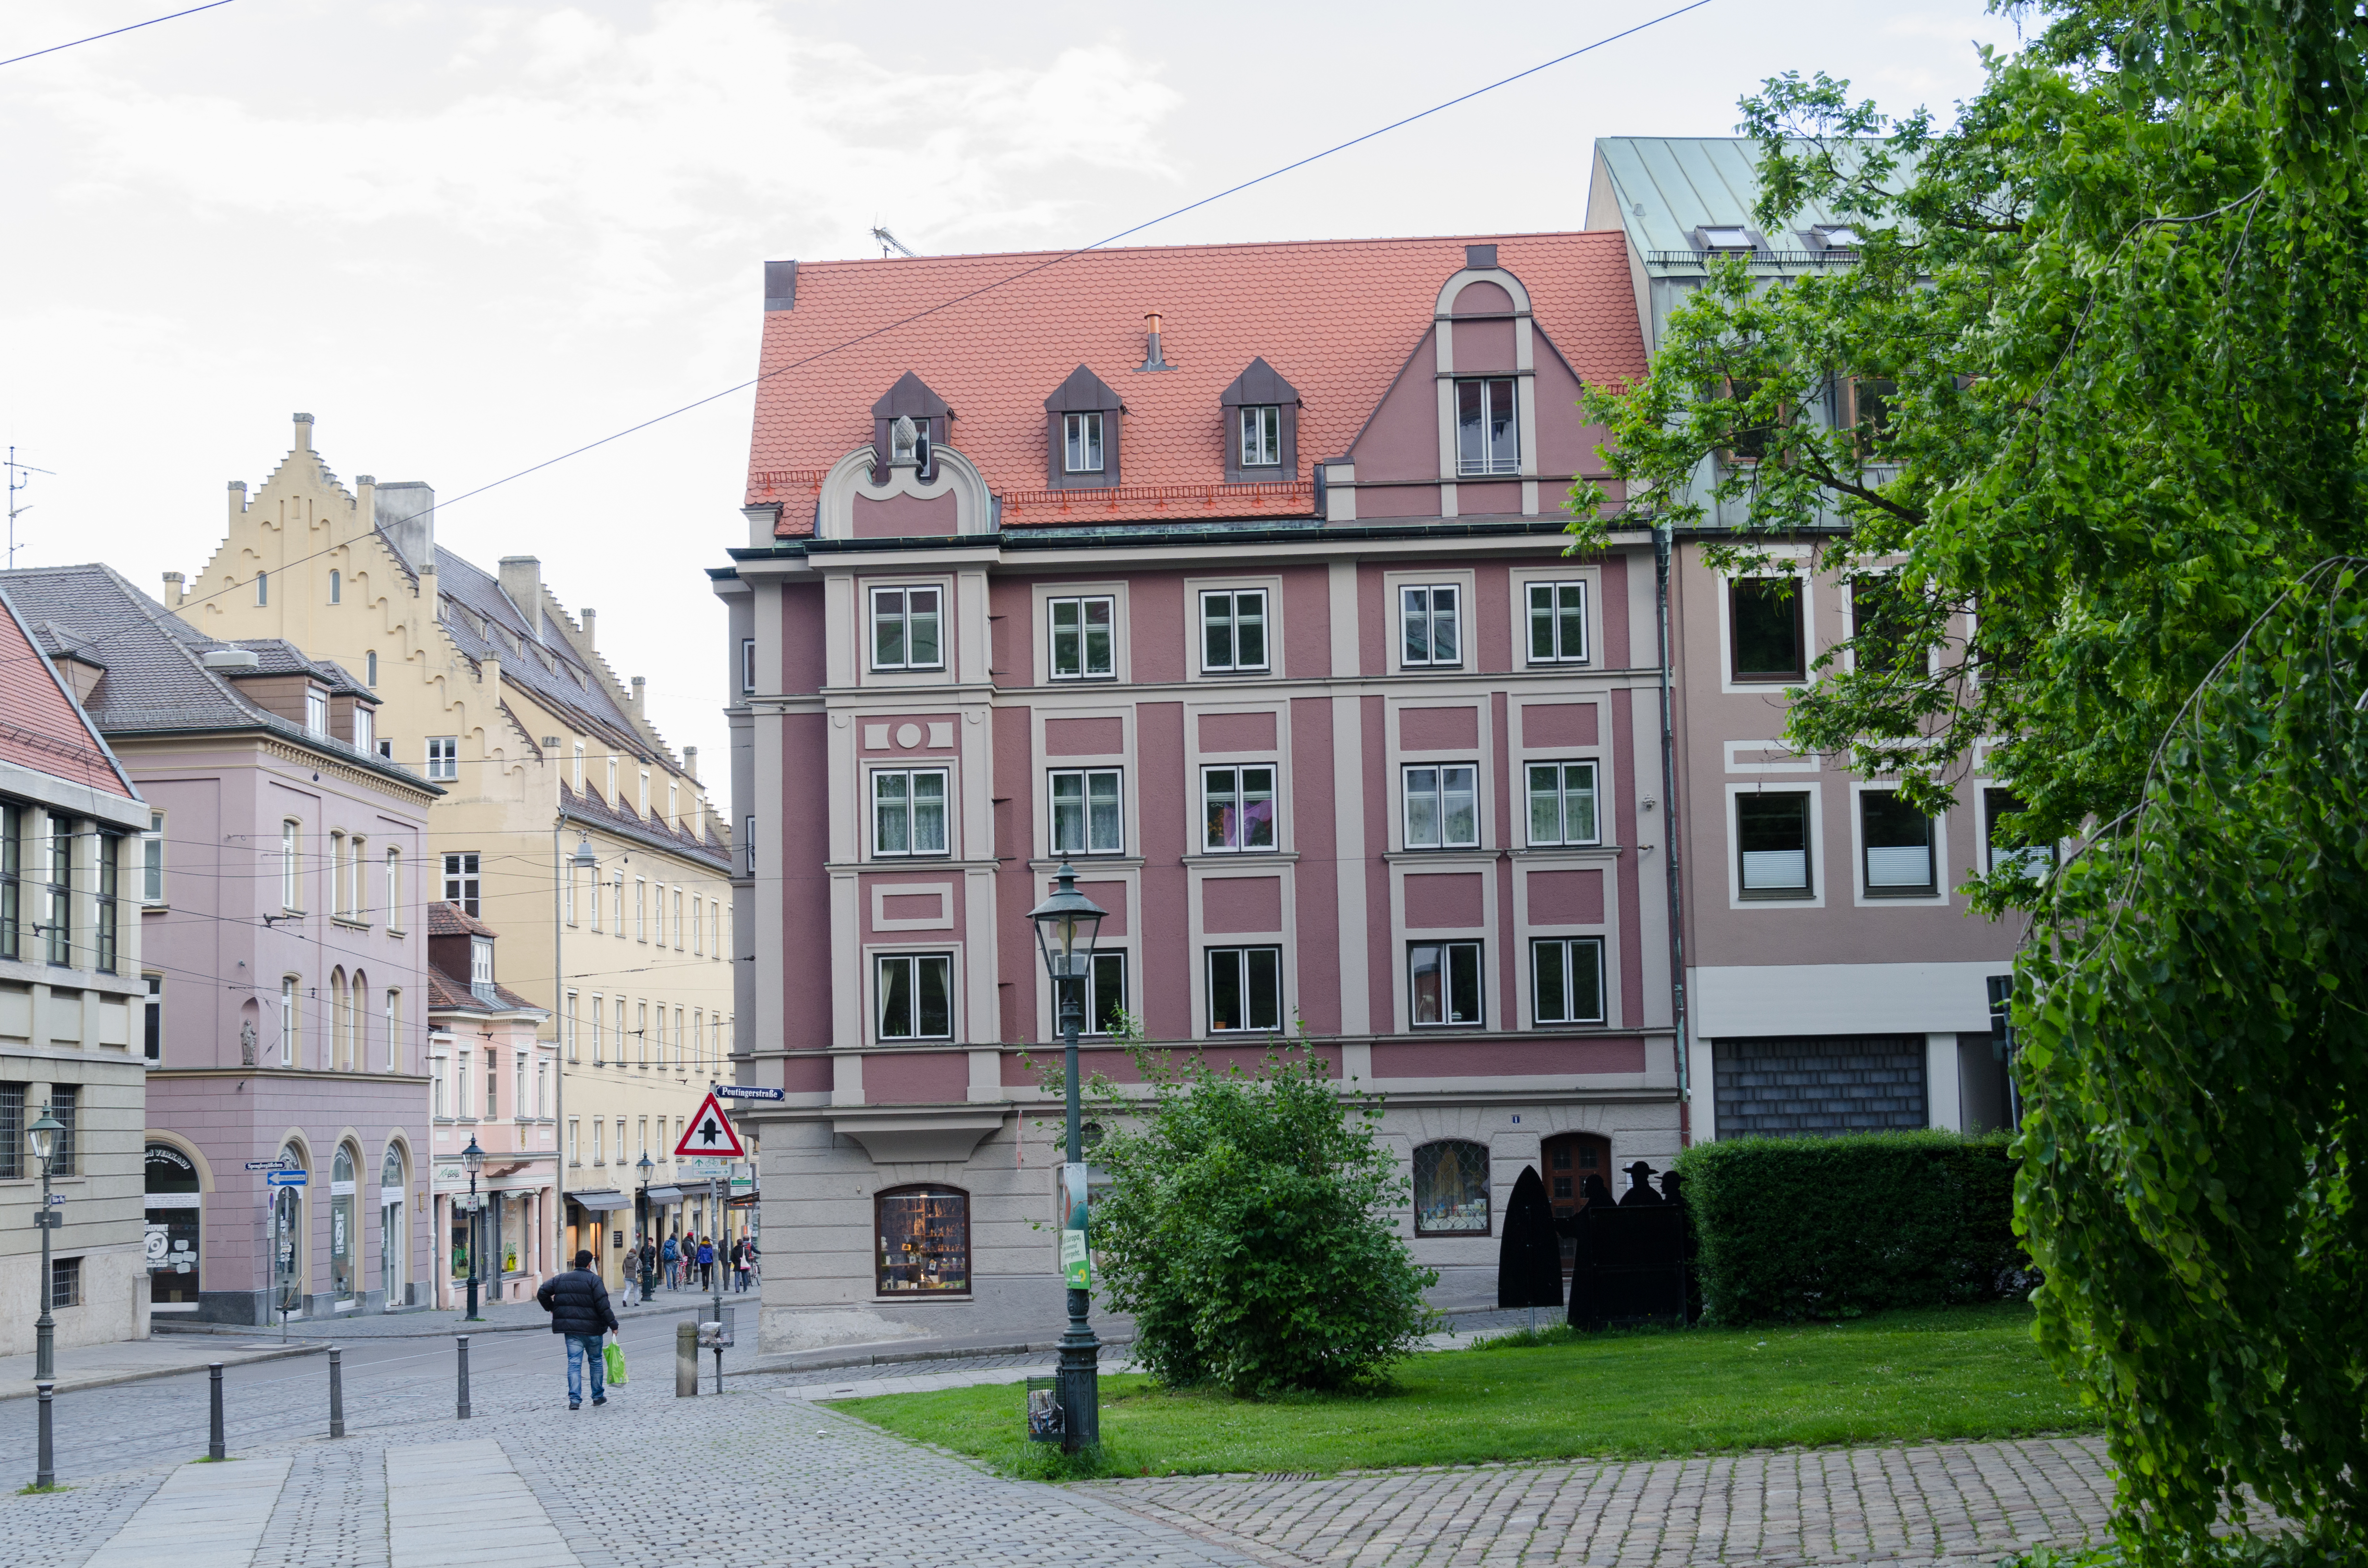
1413, 1139, 1491, 1235
875, 1185, 970, 1294
144, 1142, 202, 1307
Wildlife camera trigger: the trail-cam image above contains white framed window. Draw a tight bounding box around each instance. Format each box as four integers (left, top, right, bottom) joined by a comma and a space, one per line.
638, 771, 650, 815
1238, 405, 1282, 467
432, 1056, 448, 1118
365, 650, 378, 686
1531, 937, 1604, 1025
691, 1008, 703, 1069
535, 1057, 547, 1116
1199, 589, 1268, 673
281, 821, 301, 910
1206, 946, 1282, 1033
610, 872, 625, 936
306, 684, 329, 737
1201, 765, 1276, 853
425, 737, 458, 781
1403, 765, 1479, 849
572, 743, 584, 789
566, 1118, 579, 1164
1527, 581, 1589, 663
354, 705, 373, 755
1048, 596, 1115, 680
1049, 769, 1122, 856
328, 833, 345, 913
565, 991, 579, 1061
1409, 941, 1483, 1027
1455, 377, 1518, 475
443, 853, 480, 917
1080, 952, 1127, 1035
593, 1119, 604, 1164
634, 878, 647, 941
1984, 788, 2054, 880
740, 637, 756, 694
637, 1001, 649, 1066
673, 888, 684, 949
255, 571, 268, 606
873, 769, 949, 857
711, 900, 723, 959
743, 816, 756, 876
1860, 790, 1938, 897
384, 991, 398, 1072
141, 810, 165, 903
1525, 762, 1600, 847
1400, 585, 1462, 667
279, 975, 298, 1066
1738, 791, 1815, 899
1063, 411, 1104, 473
614, 998, 627, 1061
143, 974, 163, 1061
384, 849, 400, 927
329, 569, 342, 604
877, 953, 953, 1040
691, 897, 704, 955
870, 586, 943, 672
590, 993, 605, 1064
469, 938, 492, 992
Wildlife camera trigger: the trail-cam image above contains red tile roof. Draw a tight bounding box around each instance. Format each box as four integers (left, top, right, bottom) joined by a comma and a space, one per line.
744, 231, 1647, 534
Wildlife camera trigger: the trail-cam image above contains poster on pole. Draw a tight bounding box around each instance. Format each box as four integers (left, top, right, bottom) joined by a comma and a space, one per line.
1058, 1162, 1091, 1290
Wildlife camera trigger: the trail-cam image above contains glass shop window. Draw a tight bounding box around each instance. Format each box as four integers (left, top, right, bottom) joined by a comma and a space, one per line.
875, 1185, 970, 1295
1413, 1139, 1491, 1236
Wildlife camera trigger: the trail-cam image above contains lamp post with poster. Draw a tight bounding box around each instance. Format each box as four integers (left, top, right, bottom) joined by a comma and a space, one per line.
26, 1103, 64, 1489
635, 1152, 656, 1304
461, 1135, 485, 1320
1026, 864, 1106, 1452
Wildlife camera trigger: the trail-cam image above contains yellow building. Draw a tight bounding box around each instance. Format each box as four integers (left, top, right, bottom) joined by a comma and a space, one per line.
171, 413, 737, 1292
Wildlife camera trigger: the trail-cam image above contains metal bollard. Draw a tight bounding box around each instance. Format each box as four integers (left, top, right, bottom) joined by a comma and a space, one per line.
328, 1346, 345, 1438
34, 1380, 55, 1489
208, 1362, 226, 1460
676, 1321, 699, 1398
456, 1335, 471, 1420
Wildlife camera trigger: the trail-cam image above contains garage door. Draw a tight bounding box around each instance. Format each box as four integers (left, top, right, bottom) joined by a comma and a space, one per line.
1713, 1035, 1926, 1137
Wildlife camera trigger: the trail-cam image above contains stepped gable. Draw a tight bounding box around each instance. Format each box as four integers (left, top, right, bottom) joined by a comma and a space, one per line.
744, 230, 1647, 532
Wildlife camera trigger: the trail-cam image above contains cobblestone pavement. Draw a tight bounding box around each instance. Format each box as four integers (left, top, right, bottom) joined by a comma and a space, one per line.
1085, 1437, 2115, 1568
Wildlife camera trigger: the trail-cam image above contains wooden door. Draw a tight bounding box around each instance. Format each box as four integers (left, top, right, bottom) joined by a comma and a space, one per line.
1540, 1132, 1611, 1273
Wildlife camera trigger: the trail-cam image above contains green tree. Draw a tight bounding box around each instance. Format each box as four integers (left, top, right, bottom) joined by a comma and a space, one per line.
1079, 1030, 1436, 1397
1568, 7, 2368, 1556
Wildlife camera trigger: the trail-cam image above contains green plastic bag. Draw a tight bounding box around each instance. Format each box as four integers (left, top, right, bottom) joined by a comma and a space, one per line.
603, 1336, 627, 1386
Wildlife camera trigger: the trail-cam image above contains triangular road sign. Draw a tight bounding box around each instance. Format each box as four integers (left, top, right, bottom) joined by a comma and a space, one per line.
674, 1091, 747, 1159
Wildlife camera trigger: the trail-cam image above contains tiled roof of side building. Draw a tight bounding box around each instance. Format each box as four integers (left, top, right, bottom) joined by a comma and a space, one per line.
427, 901, 500, 938
0, 584, 140, 802
423, 964, 543, 1015
560, 779, 732, 874
0, 563, 442, 796
745, 231, 1647, 532
224, 639, 374, 699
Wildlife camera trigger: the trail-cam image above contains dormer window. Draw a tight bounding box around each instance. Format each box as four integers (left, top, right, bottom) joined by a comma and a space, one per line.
1043, 365, 1124, 488
1809, 223, 1862, 254
470, 937, 494, 999
870, 372, 952, 483
1455, 379, 1518, 476
1219, 357, 1301, 484
305, 686, 329, 736
1063, 412, 1104, 473
1698, 225, 1755, 254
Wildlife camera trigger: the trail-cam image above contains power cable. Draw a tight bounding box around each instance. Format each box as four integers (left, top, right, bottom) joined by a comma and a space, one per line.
0, 0, 237, 69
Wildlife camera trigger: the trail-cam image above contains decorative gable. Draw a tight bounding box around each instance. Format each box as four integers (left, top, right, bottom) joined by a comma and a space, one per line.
1218, 357, 1302, 483
1042, 365, 1125, 489
871, 372, 953, 482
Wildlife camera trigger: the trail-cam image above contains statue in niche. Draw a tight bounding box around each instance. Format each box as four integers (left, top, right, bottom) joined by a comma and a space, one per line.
239, 1021, 258, 1067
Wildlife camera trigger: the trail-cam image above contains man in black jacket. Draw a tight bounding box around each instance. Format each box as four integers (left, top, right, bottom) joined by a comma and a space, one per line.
536, 1250, 620, 1409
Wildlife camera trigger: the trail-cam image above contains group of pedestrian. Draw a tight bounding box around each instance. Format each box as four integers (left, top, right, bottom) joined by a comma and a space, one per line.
642, 1230, 759, 1292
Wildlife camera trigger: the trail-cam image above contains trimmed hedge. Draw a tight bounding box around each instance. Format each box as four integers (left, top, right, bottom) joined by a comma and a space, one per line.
1674, 1131, 2027, 1323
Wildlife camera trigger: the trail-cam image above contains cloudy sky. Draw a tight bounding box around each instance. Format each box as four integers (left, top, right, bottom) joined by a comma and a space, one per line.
0, 0, 2021, 765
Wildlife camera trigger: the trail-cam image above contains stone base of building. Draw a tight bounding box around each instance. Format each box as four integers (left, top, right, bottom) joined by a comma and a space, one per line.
0, 1242, 149, 1358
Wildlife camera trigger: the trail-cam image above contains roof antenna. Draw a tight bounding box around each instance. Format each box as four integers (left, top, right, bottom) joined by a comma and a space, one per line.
870, 226, 917, 259
6, 447, 55, 568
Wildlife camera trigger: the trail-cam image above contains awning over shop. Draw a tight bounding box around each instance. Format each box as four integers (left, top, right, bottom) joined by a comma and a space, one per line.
569, 1189, 632, 1212
643, 1186, 685, 1205
726, 1190, 760, 1208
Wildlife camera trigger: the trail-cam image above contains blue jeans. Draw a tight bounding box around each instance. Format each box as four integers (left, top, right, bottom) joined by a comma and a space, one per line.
565, 1334, 606, 1404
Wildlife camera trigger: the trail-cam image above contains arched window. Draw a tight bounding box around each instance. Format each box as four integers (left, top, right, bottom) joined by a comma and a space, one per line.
329, 569, 342, 604
875, 1185, 969, 1295
381, 1143, 407, 1310
271, 1139, 306, 1310
328, 968, 348, 1071
331, 1144, 359, 1303
351, 970, 369, 1071
146, 1141, 203, 1308
1412, 1140, 1491, 1235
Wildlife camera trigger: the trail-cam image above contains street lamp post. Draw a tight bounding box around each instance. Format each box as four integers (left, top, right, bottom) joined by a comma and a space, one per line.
26, 1103, 63, 1489
1026, 863, 1106, 1453
635, 1152, 656, 1304
461, 1136, 485, 1320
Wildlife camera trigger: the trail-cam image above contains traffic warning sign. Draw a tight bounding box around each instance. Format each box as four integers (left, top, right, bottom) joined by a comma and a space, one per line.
674, 1091, 747, 1159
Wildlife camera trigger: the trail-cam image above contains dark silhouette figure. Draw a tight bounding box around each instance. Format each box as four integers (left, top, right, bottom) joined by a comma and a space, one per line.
1496, 1166, 1564, 1315
1579, 1172, 1616, 1209
1618, 1160, 1666, 1205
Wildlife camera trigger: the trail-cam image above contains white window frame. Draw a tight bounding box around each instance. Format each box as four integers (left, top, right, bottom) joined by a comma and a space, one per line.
425, 737, 458, 781
1852, 784, 1947, 905
876, 953, 955, 1041
304, 685, 327, 738
1408, 940, 1484, 1028
1399, 584, 1463, 668
354, 705, 373, 755
384, 850, 401, 928
1047, 595, 1116, 680
141, 810, 165, 904
1729, 783, 1825, 908
1048, 768, 1123, 857
1454, 376, 1520, 476
1079, 952, 1127, 1037
871, 768, 950, 858
1205, 945, 1283, 1034
740, 637, 756, 694
1525, 761, 1601, 848
1062, 410, 1105, 474
1238, 404, 1282, 468
281, 821, 301, 911
1525, 580, 1590, 664
1401, 764, 1480, 850
1197, 588, 1269, 674
1530, 936, 1606, 1026
443, 852, 480, 916
869, 586, 945, 672
1200, 764, 1277, 854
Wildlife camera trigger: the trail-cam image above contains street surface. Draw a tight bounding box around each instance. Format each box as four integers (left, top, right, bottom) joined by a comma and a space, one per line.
0, 1311, 2117, 1568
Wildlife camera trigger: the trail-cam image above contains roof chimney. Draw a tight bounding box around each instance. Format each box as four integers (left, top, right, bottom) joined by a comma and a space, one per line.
228, 480, 247, 526
579, 608, 595, 648
483, 655, 501, 708
497, 556, 543, 622
1136, 311, 1173, 372
163, 572, 185, 609
374, 482, 437, 576
764, 259, 798, 312
629, 675, 645, 719
1464, 243, 1498, 270
683, 746, 698, 780
356, 474, 376, 529
293, 412, 314, 452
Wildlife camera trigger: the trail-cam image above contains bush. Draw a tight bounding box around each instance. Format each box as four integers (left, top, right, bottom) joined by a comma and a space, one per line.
1675, 1131, 2026, 1323
1085, 1037, 1438, 1396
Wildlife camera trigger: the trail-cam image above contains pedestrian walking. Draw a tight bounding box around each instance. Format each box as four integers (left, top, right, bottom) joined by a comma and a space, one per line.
662, 1233, 679, 1289
745, 1238, 760, 1286
696, 1236, 715, 1291
536, 1249, 620, 1410
736, 1238, 754, 1294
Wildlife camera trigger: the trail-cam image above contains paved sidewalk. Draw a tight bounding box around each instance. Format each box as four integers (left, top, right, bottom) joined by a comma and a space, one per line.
0, 1337, 323, 1400
154, 1290, 722, 1341
1086, 1438, 2116, 1567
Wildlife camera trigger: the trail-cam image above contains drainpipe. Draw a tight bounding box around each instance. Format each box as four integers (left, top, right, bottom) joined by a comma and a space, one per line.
1654, 520, 1692, 1143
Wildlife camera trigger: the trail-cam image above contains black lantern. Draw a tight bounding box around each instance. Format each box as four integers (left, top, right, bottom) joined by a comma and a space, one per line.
1027, 862, 1106, 985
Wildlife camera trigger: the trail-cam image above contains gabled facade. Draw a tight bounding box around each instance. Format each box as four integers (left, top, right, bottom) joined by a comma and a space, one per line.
0, 582, 150, 1354
1587, 139, 2018, 1139
3, 562, 438, 1325
719, 233, 1677, 1347
169, 416, 738, 1294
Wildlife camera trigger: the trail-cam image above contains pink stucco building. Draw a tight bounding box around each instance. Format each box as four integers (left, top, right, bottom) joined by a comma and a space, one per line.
712, 235, 1700, 1344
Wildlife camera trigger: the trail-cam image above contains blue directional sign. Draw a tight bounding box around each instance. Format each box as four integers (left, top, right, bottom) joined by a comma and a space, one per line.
266, 1170, 308, 1188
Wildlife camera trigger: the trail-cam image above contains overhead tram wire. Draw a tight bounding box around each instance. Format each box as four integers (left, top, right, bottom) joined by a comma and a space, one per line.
0, 0, 1717, 677
0, 0, 239, 69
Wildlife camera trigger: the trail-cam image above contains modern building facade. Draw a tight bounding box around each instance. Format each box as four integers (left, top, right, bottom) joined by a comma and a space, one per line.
423, 902, 556, 1308
1584, 138, 2021, 1138
715, 234, 1682, 1347
3, 563, 439, 1324
0, 584, 151, 1356
169, 416, 737, 1292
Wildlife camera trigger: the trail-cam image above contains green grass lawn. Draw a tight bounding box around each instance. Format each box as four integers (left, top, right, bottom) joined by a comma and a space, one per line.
829, 1302, 2096, 1480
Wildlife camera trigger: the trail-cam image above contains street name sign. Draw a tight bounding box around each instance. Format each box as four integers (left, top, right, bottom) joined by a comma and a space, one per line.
674, 1091, 746, 1159
244, 1159, 295, 1171
710, 1085, 784, 1101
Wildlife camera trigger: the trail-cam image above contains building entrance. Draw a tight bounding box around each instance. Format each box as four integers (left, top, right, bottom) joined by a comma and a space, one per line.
1539, 1132, 1611, 1274
144, 1142, 202, 1309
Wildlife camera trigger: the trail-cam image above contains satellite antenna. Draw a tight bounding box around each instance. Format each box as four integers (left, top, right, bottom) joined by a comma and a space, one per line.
870, 225, 918, 259
6, 447, 53, 568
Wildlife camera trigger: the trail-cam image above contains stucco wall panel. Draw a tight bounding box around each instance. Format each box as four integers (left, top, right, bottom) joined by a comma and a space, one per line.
1527, 869, 1606, 925
1523, 702, 1599, 748
1137, 702, 1190, 1038
1289, 696, 1341, 1036
1405, 872, 1485, 929
1198, 710, 1276, 753
865, 1051, 971, 1104
1399, 705, 1479, 751
1044, 717, 1123, 755
1202, 876, 1284, 934
1371, 1036, 1646, 1078
851, 491, 959, 538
